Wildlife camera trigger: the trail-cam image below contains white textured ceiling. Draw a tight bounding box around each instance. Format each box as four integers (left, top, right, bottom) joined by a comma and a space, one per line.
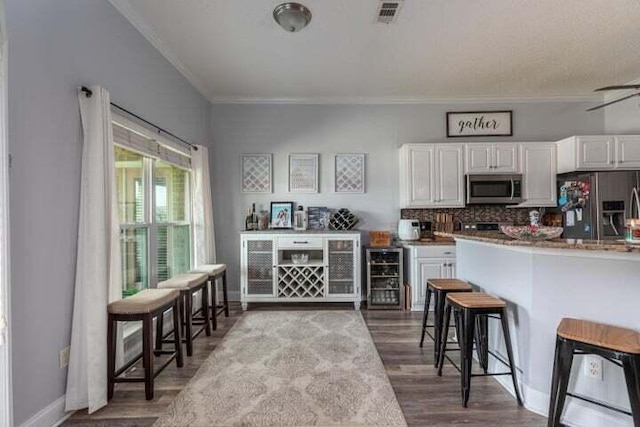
112, 0, 640, 102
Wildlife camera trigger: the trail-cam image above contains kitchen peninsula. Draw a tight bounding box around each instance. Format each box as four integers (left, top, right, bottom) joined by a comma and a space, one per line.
436, 231, 640, 426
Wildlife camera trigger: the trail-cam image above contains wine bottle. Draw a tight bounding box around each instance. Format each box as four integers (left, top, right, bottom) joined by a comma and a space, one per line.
250, 203, 258, 230
245, 207, 253, 231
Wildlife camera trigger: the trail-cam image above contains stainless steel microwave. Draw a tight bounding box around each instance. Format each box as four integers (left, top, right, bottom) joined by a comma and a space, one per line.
466, 174, 523, 205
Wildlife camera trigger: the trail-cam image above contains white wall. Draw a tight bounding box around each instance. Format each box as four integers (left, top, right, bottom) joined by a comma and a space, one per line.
210, 101, 604, 298
6, 1, 210, 424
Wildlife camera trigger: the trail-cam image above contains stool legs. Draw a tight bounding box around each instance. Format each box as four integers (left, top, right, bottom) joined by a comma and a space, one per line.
184, 291, 194, 356
211, 278, 218, 331
172, 299, 183, 368
201, 283, 212, 337
420, 287, 433, 348
222, 271, 230, 317
107, 314, 116, 400
142, 313, 154, 400
548, 337, 575, 426
500, 309, 523, 406
461, 309, 476, 407
622, 355, 640, 426
437, 303, 453, 376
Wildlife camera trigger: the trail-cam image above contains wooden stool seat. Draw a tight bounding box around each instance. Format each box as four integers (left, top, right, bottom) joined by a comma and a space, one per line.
190, 263, 229, 331
549, 318, 640, 425
157, 273, 211, 357
427, 278, 473, 291
107, 289, 183, 401
557, 318, 640, 355
446, 292, 506, 309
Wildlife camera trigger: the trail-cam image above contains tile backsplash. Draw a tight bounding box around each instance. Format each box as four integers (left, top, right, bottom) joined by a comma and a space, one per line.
401, 206, 532, 226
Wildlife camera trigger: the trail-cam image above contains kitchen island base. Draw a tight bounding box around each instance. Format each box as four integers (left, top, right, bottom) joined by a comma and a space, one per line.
455, 238, 640, 427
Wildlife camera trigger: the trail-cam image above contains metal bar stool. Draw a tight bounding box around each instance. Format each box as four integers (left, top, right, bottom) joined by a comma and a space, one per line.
107, 289, 183, 400
156, 273, 211, 356
190, 264, 229, 331
548, 318, 640, 426
420, 278, 473, 367
437, 292, 522, 408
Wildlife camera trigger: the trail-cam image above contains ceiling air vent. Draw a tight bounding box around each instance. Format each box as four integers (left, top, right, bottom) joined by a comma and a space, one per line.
376, 0, 403, 24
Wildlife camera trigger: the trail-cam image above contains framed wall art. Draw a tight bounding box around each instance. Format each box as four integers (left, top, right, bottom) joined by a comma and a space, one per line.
270, 201, 293, 229
288, 153, 318, 193
307, 206, 330, 230
335, 154, 365, 193
446, 110, 513, 137
241, 154, 272, 193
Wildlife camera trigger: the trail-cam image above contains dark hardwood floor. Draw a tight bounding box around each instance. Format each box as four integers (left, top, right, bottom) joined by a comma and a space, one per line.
65, 303, 545, 426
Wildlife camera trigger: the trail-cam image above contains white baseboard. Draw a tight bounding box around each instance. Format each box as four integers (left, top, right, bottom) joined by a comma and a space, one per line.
492, 373, 631, 427
20, 395, 73, 427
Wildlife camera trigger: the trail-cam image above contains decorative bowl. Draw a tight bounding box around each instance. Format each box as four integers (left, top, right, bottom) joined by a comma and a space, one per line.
501, 225, 563, 241
290, 253, 309, 264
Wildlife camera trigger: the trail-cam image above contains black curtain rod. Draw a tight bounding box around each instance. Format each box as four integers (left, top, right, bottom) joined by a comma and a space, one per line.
80, 86, 198, 151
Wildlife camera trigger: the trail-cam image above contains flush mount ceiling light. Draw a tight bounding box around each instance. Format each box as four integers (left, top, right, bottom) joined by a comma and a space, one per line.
273, 3, 312, 33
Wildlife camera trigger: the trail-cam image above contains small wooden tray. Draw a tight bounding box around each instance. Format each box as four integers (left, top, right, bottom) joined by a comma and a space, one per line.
369, 231, 391, 247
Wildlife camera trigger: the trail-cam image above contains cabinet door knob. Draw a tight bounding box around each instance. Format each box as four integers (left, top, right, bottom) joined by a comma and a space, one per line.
444, 251, 452, 255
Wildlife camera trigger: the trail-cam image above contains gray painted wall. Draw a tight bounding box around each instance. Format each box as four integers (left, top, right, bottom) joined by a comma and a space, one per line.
604, 96, 640, 133
6, 1, 210, 424
209, 101, 604, 298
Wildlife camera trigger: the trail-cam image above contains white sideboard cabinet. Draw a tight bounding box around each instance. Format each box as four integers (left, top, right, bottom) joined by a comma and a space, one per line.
240, 231, 362, 310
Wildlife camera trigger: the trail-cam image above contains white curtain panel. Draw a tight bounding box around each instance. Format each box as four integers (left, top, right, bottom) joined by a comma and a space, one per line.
0, 1, 11, 425
66, 86, 122, 413
192, 145, 216, 265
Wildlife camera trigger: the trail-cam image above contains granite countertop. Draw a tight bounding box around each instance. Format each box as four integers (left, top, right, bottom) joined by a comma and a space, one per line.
240, 229, 363, 234
434, 231, 640, 253
398, 237, 456, 246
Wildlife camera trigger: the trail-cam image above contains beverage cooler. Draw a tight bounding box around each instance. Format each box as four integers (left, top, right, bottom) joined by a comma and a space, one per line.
365, 246, 403, 310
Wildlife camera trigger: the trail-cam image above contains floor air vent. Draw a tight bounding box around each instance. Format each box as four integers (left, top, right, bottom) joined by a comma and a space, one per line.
376, 1, 404, 24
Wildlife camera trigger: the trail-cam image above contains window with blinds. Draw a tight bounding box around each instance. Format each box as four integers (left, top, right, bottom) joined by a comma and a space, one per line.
114, 118, 193, 297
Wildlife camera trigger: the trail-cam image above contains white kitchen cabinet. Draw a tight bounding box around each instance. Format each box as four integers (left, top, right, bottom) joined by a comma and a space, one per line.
399, 143, 464, 208
516, 143, 557, 207
241, 232, 361, 310
403, 245, 456, 311
465, 143, 519, 173
616, 135, 640, 168
556, 135, 640, 173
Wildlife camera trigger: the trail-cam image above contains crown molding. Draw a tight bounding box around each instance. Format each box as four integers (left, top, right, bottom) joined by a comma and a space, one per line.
109, 0, 214, 102
208, 94, 603, 105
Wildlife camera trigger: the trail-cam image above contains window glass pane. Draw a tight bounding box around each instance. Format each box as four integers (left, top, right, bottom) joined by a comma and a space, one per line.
115, 146, 144, 224
156, 225, 191, 281
121, 228, 148, 297
155, 160, 190, 223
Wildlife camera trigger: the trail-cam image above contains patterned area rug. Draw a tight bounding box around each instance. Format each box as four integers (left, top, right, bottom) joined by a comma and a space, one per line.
153, 311, 407, 427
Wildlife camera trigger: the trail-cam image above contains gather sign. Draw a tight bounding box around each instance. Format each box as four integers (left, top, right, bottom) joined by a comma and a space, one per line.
446, 111, 513, 137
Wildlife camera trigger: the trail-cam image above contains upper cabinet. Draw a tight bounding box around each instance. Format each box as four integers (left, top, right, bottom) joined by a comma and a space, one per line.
557, 135, 640, 173
516, 143, 557, 207
399, 143, 464, 208
465, 143, 519, 173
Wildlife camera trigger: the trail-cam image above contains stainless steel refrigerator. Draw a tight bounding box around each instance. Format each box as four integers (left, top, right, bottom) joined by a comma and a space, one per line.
557, 171, 640, 240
